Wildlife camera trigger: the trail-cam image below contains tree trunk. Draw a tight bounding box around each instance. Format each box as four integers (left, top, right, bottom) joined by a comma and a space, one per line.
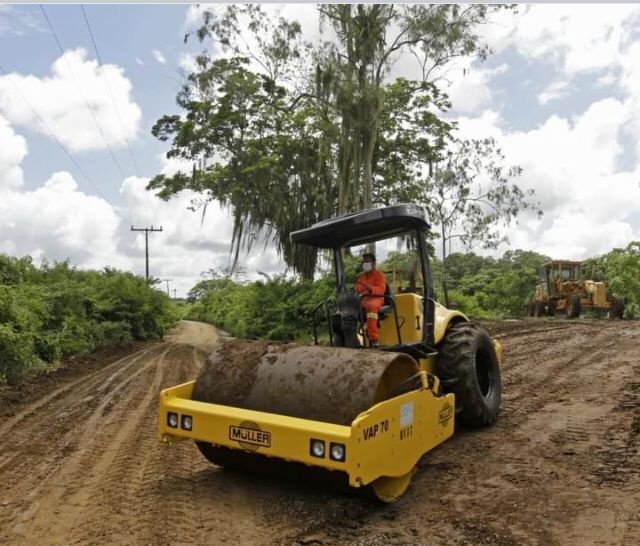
337, 116, 352, 215
441, 223, 449, 307
352, 127, 361, 210
362, 118, 377, 211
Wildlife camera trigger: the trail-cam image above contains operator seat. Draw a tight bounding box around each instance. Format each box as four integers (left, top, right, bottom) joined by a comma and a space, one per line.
378, 283, 394, 320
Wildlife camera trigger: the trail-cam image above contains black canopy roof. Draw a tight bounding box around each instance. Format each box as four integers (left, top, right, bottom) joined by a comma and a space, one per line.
290, 204, 430, 249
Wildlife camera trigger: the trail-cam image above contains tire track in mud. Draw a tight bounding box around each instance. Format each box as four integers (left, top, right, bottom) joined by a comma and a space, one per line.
0, 345, 168, 491
0, 343, 172, 545
65, 343, 192, 546
0, 322, 272, 546
404, 320, 640, 546
0, 345, 155, 438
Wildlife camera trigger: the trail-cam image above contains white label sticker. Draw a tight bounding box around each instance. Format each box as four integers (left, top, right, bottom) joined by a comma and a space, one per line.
400, 402, 414, 428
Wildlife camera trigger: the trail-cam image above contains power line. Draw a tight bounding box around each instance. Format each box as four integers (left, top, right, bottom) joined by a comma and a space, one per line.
80, 4, 141, 177
39, 4, 127, 180
0, 63, 109, 202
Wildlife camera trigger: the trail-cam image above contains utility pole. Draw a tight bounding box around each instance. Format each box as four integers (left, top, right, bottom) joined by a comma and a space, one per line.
130, 225, 163, 281
160, 278, 173, 297
173, 288, 177, 299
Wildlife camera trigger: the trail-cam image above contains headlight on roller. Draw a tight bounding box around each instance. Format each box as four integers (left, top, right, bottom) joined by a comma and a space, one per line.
329, 443, 346, 462
310, 439, 325, 458
181, 415, 193, 431
167, 412, 179, 428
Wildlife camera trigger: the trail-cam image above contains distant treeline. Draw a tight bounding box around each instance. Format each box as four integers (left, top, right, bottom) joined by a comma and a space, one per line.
187, 245, 640, 342
0, 255, 180, 384
187, 250, 545, 341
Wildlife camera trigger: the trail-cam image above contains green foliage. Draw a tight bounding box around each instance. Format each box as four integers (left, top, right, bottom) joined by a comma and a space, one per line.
604, 242, 640, 303
623, 302, 640, 320
187, 248, 552, 342
0, 255, 180, 385
187, 275, 334, 341
432, 250, 548, 318
446, 290, 490, 319
150, 4, 513, 279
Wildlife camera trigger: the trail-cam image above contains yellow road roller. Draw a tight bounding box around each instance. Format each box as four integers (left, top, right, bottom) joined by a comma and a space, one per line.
159, 204, 503, 502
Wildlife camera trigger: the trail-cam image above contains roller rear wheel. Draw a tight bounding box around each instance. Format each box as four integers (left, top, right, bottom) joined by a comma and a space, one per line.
436, 322, 502, 427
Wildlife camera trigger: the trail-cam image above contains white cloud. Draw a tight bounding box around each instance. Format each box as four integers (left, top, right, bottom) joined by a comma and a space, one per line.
135, 57, 144, 66
509, 214, 634, 261
178, 53, 198, 75
0, 171, 123, 267
0, 145, 268, 296
0, 48, 141, 153
447, 63, 508, 114
537, 79, 571, 105
0, 5, 44, 36
118, 172, 284, 296
184, 4, 211, 28
596, 73, 616, 87
0, 114, 27, 190
152, 49, 166, 65
511, 5, 639, 75
454, 96, 640, 260
446, 4, 640, 260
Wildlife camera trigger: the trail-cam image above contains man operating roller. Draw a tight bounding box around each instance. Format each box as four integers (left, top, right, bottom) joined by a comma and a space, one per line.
355, 253, 387, 347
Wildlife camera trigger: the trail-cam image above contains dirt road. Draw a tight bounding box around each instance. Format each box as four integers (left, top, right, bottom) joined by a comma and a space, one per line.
1, 319, 638, 546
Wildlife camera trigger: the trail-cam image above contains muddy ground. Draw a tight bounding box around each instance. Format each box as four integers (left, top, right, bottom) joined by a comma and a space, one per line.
0, 319, 638, 546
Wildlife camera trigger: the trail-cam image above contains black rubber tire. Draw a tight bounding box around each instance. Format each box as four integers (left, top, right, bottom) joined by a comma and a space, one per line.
611, 297, 625, 319
547, 298, 557, 316
528, 303, 535, 317
566, 295, 581, 319
196, 441, 233, 467
534, 301, 545, 317
436, 322, 502, 427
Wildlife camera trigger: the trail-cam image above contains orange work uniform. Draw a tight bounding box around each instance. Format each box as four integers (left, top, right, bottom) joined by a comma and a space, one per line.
355, 269, 387, 343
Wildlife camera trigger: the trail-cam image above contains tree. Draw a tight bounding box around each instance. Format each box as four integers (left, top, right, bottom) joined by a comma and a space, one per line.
604, 242, 640, 317
187, 265, 246, 302
149, 53, 336, 279
318, 4, 508, 213
421, 138, 540, 306
149, 4, 513, 278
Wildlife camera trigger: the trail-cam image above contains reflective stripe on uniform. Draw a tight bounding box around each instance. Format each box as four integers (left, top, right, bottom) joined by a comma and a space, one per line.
366, 312, 379, 319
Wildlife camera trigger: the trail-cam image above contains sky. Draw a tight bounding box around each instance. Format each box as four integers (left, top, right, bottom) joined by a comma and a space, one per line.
1, 3, 639, 297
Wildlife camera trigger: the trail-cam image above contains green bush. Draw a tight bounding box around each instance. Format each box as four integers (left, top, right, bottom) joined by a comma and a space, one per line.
187, 274, 334, 341
0, 255, 179, 385
447, 290, 492, 318
624, 302, 640, 320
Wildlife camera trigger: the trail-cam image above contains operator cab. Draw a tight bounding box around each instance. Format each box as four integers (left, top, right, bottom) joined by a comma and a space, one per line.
290, 204, 437, 360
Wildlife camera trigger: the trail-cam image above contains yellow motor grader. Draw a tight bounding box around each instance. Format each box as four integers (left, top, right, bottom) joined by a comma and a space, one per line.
529, 260, 625, 319
158, 204, 503, 502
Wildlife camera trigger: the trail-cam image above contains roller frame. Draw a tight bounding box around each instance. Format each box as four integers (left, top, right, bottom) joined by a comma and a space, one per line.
159, 371, 455, 488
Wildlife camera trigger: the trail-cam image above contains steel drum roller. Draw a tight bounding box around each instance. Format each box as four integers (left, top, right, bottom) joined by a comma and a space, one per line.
192, 339, 419, 426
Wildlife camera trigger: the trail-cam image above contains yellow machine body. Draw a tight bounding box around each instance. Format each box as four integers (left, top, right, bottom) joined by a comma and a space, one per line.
158, 205, 505, 502
379, 293, 472, 346
159, 371, 455, 500
159, 291, 502, 502
159, 293, 502, 501
531, 259, 619, 315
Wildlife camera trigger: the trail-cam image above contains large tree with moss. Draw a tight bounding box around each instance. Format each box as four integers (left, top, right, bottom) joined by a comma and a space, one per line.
149, 4, 516, 279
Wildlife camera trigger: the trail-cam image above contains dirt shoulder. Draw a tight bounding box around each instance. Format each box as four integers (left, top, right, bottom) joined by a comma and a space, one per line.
0, 341, 153, 420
